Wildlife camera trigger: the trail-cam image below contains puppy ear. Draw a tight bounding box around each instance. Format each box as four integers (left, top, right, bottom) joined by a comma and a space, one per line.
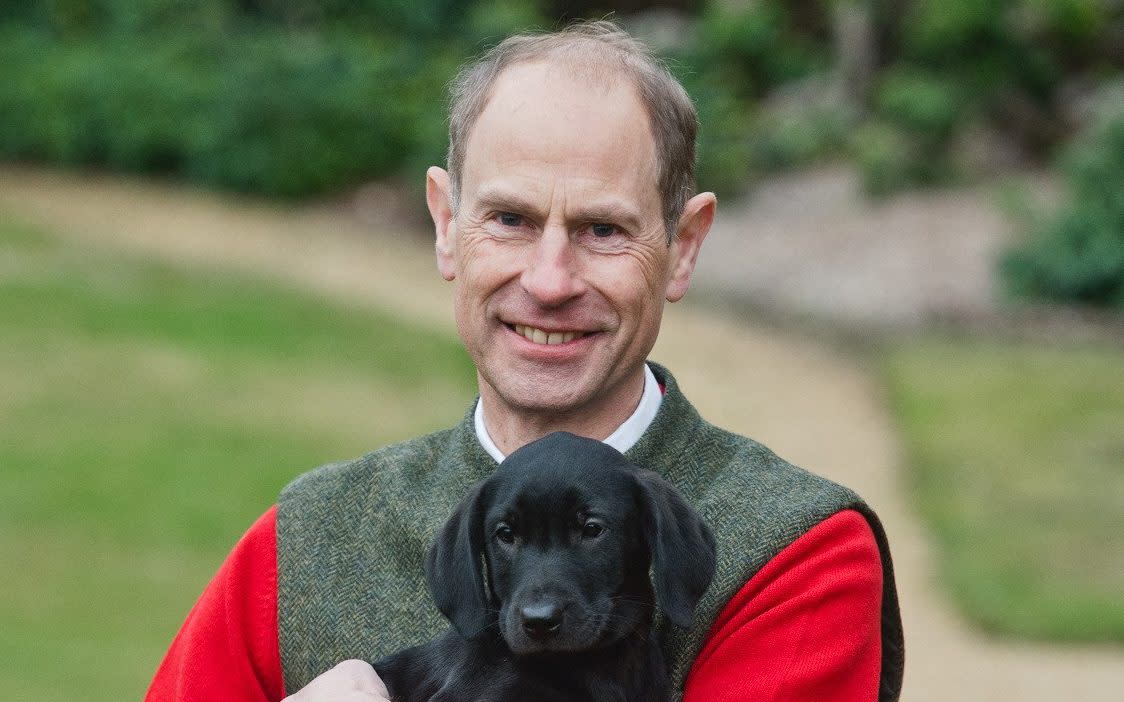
425, 481, 491, 638
637, 471, 717, 628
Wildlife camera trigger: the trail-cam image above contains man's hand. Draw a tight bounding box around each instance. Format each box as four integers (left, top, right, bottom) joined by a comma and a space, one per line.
282, 660, 391, 702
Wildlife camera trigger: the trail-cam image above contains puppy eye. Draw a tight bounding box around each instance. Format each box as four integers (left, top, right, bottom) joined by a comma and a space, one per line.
495, 523, 516, 544
581, 521, 604, 540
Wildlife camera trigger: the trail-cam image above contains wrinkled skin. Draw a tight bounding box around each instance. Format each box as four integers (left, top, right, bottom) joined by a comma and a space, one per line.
427, 60, 715, 453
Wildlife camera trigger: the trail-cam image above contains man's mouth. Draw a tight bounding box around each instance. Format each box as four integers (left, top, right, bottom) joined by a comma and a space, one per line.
511, 324, 588, 346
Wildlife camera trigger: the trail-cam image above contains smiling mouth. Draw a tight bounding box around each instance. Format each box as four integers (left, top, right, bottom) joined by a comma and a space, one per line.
511, 324, 588, 346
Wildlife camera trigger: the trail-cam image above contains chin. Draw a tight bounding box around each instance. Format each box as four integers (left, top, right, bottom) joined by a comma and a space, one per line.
486, 370, 598, 415
507, 392, 592, 418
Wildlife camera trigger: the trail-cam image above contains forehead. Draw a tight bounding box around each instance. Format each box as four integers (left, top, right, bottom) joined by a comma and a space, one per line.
460, 60, 660, 216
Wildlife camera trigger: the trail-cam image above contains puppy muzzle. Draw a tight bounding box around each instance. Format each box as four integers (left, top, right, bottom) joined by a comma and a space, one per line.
501, 589, 605, 654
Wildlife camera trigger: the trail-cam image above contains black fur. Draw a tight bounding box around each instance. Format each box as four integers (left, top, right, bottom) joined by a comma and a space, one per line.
373, 432, 717, 702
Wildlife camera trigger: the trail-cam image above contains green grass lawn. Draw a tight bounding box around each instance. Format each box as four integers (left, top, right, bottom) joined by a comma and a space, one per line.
0, 215, 476, 700
883, 338, 1124, 642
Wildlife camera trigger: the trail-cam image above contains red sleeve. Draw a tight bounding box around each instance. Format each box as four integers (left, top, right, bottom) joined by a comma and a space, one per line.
146, 506, 286, 702
683, 509, 883, 702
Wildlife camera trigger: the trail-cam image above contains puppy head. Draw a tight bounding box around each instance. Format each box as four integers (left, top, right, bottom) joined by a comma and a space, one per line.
426, 432, 716, 654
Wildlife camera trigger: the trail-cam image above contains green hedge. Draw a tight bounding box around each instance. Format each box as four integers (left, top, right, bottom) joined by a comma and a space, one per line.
0, 0, 535, 197
1001, 113, 1124, 310
853, 68, 963, 195
1, 0, 1120, 207
0, 28, 456, 196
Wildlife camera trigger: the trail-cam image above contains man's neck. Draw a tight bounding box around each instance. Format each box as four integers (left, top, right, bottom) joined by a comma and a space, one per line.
477, 365, 654, 459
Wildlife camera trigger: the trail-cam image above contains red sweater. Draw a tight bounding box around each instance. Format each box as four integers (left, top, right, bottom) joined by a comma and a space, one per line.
147, 507, 882, 701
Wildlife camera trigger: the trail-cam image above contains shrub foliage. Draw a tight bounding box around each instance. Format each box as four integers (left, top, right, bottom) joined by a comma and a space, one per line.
0, 0, 1120, 212
0, 0, 521, 196
1002, 113, 1124, 309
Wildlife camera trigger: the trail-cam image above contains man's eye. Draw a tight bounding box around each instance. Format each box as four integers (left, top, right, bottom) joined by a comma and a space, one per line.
497, 213, 523, 227
590, 223, 617, 238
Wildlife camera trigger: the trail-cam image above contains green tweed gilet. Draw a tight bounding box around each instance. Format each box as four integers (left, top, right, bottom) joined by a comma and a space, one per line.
277, 363, 904, 700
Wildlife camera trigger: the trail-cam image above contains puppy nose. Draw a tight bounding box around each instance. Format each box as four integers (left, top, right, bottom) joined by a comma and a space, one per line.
520, 603, 562, 639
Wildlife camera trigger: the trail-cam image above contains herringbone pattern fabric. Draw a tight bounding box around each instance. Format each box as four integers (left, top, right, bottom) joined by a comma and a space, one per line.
277, 363, 903, 700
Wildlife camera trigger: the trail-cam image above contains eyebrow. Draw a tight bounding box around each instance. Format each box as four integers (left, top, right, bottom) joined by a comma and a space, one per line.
473, 187, 646, 232
575, 204, 645, 232
473, 189, 546, 221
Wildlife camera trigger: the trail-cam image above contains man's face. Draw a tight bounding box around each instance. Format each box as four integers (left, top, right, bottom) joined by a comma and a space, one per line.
431, 60, 709, 426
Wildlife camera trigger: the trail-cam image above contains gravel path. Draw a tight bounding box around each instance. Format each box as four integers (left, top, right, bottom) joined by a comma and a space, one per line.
1, 166, 1120, 699
697, 166, 1022, 327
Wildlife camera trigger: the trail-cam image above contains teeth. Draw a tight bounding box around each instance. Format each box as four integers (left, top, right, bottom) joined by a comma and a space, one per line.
514, 324, 582, 345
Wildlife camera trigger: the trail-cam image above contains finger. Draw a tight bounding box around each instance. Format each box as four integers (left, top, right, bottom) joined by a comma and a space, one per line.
285, 659, 390, 700
331, 659, 390, 696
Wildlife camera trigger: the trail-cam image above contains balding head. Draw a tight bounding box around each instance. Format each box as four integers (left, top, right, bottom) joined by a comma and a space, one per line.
445, 20, 698, 241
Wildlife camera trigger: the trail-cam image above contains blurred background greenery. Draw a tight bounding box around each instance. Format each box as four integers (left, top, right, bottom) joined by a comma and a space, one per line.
0, 1, 1122, 700
2, 0, 1121, 306
0, 216, 477, 698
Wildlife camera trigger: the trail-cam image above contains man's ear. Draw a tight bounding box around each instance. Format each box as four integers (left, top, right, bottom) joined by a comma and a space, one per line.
665, 191, 716, 302
427, 166, 457, 282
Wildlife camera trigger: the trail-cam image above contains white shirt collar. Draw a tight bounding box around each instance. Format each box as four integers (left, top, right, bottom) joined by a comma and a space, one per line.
474, 363, 663, 463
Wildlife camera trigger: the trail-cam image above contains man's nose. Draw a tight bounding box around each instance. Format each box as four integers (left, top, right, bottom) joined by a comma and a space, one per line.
519, 227, 584, 307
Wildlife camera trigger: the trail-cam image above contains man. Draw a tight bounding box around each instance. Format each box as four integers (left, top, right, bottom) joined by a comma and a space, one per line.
147, 20, 903, 702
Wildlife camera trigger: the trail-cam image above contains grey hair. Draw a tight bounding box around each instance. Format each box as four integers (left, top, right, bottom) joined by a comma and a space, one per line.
445, 19, 698, 242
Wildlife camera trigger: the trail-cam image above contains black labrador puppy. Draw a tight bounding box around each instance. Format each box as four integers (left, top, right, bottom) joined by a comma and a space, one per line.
373, 431, 717, 702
